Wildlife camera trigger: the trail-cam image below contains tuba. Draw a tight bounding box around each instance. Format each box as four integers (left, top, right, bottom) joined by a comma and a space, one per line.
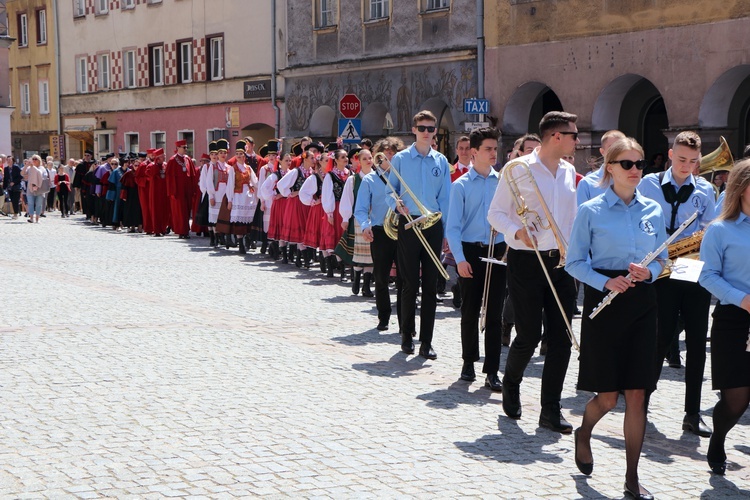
698, 136, 734, 176
504, 159, 579, 350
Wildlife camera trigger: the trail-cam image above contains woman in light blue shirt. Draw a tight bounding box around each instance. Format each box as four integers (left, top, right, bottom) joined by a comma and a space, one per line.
566, 138, 666, 500
698, 158, 750, 476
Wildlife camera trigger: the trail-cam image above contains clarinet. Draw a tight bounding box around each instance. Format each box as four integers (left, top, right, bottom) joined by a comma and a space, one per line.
589, 210, 699, 319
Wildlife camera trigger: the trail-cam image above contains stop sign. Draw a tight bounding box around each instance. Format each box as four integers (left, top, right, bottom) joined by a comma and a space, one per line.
339, 94, 361, 119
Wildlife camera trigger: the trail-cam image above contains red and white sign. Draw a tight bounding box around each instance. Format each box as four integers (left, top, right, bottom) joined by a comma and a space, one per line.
339, 94, 361, 119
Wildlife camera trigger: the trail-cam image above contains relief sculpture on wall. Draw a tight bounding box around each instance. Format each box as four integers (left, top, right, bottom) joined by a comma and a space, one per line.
285, 62, 477, 135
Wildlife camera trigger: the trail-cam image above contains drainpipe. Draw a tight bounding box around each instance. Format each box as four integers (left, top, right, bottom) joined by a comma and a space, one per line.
476, 0, 484, 99
52, 0, 62, 135
271, 0, 280, 138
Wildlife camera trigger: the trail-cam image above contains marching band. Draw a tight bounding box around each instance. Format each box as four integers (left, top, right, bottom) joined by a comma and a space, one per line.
59, 109, 747, 499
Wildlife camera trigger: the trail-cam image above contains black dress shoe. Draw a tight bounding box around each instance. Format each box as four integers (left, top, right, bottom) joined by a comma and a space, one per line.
460, 362, 476, 381
708, 459, 726, 475
574, 428, 593, 475
683, 413, 712, 437
539, 404, 573, 434
401, 339, 415, 355
419, 344, 437, 360
376, 320, 389, 331
501, 382, 522, 419
624, 482, 654, 500
484, 373, 502, 391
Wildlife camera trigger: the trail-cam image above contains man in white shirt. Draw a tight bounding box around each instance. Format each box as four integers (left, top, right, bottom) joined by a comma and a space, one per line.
488, 111, 579, 433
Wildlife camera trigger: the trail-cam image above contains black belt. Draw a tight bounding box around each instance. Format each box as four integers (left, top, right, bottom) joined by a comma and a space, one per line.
465, 241, 490, 248
512, 248, 560, 258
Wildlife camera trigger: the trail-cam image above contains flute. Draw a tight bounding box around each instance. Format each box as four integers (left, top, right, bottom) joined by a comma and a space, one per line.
589, 210, 699, 319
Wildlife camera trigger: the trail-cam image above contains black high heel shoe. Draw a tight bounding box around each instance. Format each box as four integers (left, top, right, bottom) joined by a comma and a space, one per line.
624, 482, 654, 500
574, 428, 593, 476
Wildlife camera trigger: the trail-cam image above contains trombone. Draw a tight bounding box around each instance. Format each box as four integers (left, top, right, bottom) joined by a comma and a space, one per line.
478, 228, 505, 332
374, 153, 450, 281
504, 159, 580, 351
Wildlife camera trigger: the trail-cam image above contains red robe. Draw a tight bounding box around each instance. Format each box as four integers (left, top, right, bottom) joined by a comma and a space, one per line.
165, 153, 194, 236
136, 161, 153, 233
147, 160, 171, 235
450, 162, 469, 183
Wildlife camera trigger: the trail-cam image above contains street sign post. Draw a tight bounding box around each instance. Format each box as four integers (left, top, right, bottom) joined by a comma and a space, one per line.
339, 94, 362, 119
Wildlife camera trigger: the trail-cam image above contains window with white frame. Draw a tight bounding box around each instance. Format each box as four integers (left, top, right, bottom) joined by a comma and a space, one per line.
97, 53, 110, 89
96, 0, 108, 15
17, 13, 28, 47
95, 131, 113, 155
367, 0, 388, 20
424, 0, 449, 10
123, 49, 136, 88
207, 36, 223, 81
38, 80, 49, 114
36, 9, 47, 44
124, 133, 139, 154
73, 0, 85, 17
122, 0, 135, 9
151, 131, 166, 150
178, 41, 192, 83
76, 56, 88, 93
149, 45, 163, 86
20, 82, 30, 115
316, 0, 336, 28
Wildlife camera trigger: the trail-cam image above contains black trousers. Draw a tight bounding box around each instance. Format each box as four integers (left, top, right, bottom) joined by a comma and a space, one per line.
504, 248, 576, 407
653, 278, 711, 414
370, 226, 401, 327
459, 242, 507, 374
8, 190, 20, 214
57, 192, 69, 215
397, 216, 442, 345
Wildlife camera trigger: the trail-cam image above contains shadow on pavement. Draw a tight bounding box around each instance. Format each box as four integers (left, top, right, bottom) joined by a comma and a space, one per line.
454, 418, 564, 465
416, 380, 500, 410
352, 352, 428, 378
332, 328, 400, 347
700, 473, 750, 498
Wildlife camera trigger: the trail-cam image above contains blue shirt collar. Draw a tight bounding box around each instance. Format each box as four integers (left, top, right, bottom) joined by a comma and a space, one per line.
467, 166, 500, 181
408, 143, 440, 160
604, 186, 649, 208
662, 168, 695, 188
734, 212, 750, 225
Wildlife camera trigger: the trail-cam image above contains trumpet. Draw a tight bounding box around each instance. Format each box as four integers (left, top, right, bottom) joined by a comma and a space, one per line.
504, 159, 579, 351
374, 153, 449, 281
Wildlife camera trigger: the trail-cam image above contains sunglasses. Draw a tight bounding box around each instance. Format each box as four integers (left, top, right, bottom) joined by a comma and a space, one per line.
415, 125, 436, 133
558, 131, 579, 141
608, 159, 647, 171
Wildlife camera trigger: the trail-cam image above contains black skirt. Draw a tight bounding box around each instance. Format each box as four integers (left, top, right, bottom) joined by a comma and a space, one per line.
577, 269, 658, 393
248, 202, 265, 239
710, 303, 750, 390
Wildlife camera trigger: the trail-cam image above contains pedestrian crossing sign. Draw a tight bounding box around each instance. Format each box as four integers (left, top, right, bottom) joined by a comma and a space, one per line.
338, 119, 362, 143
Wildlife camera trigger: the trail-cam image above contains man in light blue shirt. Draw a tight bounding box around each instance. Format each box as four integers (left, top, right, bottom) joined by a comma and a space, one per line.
576, 130, 626, 205
446, 127, 506, 391
385, 110, 451, 360
637, 131, 716, 438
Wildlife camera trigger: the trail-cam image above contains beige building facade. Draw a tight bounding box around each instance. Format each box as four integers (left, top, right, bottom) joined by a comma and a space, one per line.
485, 0, 750, 166
58, 0, 286, 159
0, 0, 13, 156
6, 0, 58, 160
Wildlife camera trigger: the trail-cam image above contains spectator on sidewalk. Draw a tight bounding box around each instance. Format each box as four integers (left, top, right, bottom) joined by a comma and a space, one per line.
55, 166, 71, 218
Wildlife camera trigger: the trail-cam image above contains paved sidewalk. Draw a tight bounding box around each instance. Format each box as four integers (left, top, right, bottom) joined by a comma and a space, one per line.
0, 213, 748, 499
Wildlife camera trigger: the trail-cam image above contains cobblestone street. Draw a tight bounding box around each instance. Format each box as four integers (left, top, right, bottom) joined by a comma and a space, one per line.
1, 214, 748, 499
